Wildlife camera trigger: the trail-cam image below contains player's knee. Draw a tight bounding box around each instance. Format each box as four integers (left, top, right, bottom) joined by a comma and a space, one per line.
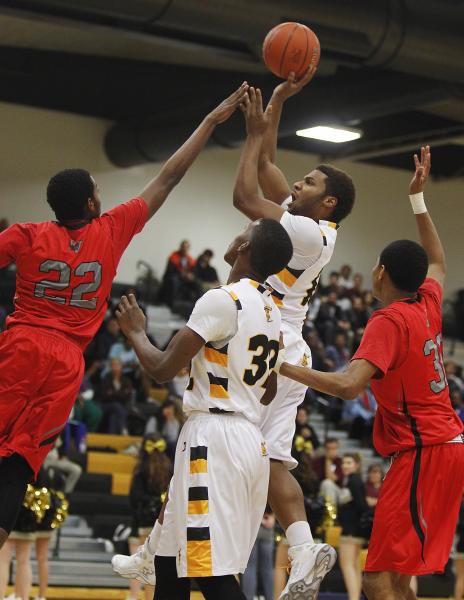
362, 572, 378, 599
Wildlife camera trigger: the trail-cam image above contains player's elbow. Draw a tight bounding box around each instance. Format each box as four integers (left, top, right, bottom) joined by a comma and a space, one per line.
233, 187, 247, 210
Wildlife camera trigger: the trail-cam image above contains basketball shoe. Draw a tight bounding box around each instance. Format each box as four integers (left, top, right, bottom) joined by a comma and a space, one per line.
112, 537, 156, 586
279, 543, 337, 600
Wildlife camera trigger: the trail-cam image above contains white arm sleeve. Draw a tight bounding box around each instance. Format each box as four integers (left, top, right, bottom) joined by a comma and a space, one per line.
279, 210, 324, 268
186, 288, 238, 346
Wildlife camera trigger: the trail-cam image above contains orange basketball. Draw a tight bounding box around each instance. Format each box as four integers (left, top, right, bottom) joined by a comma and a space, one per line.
262, 22, 320, 79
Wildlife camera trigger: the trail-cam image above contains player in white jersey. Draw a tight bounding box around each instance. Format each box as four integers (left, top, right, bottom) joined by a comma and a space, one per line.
234, 81, 355, 598
115, 218, 293, 599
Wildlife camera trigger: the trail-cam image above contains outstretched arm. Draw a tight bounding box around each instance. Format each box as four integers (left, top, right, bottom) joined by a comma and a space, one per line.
233, 87, 286, 221
141, 82, 248, 219
409, 145, 446, 287
279, 358, 378, 401
115, 294, 204, 382
258, 69, 316, 205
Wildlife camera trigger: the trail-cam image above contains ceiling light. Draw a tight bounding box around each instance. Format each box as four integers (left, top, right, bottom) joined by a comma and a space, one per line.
296, 125, 362, 143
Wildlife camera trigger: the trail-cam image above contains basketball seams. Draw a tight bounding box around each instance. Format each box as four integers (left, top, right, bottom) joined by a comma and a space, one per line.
279, 23, 299, 78
296, 24, 310, 78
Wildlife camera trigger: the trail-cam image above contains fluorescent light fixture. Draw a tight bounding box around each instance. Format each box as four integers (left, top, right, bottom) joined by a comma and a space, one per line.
296, 125, 362, 143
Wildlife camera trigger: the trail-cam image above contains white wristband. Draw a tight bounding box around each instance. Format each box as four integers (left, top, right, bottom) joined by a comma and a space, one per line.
409, 192, 427, 215
273, 349, 286, 374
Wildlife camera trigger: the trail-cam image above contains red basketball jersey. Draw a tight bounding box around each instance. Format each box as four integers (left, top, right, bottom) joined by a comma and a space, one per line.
0, 197, 147, 351
353, 278, 463, 456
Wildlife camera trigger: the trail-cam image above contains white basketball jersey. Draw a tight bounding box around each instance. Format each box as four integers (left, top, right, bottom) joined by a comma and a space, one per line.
183, 278, 281, 424
267, 218, 338, 331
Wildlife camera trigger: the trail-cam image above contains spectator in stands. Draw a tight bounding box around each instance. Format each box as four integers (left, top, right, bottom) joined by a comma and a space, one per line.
319, 271, 340, 297
338, 453, 368, 600
96, 317, 122, 361
347, 273, 365, 299
339, 264, 354, 290
108, 337, 139, 378
365, 463, 384, 508
343, 386, 377, 446
346, 296, 369, 348
312, 438, 344, 505
295, 405, 320, 451
99, 357, 134, 434
325, 332, 351, 372
127, 434, 172, 600
446, 361, 464, 399
316, 292, 350, 346
160, 399, 185, 458
194, 249, 220, 292
242, 511, 275, 600
42, 438, 82, 494
158, 240, 202, 314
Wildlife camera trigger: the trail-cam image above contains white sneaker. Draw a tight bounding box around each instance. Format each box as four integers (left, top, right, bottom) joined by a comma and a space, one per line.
278, 543, 337, 600
111, 538, 156, 586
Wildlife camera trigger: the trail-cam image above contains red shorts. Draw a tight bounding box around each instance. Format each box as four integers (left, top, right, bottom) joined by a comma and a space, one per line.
366, 442, 464, 575
0, 326, 84, 479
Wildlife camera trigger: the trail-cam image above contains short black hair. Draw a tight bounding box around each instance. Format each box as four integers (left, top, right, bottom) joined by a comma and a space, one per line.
325, 437, 339, 446
316, 164, 355, 223
379, 239, 428, 293
250, 219, 293, 279
47, 168, 94, 221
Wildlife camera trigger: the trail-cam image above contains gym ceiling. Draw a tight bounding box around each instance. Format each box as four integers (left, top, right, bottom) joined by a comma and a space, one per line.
0, 0, 464, 177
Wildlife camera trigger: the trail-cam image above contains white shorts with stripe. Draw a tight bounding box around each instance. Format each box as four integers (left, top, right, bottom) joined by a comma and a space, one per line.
260, 323, 311, 470
156, 411, 269, 577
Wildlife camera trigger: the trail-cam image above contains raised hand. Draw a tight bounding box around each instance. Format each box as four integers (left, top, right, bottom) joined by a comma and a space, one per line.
207, 81, 249, 125
116, 294, 146, 337
240, 87, 273, 136
273, 66, 317, 101
409, 145, 431, 195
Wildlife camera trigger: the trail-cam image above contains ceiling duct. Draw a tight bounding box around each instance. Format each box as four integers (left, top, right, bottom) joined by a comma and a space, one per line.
7, 0, 464, 82
105, 72, 455, 167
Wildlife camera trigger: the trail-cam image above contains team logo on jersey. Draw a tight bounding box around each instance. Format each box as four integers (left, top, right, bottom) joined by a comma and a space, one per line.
261, 442, 268, 457
264, 305, 273, 322
301, 353, 309, 367
70, 240, 82, 253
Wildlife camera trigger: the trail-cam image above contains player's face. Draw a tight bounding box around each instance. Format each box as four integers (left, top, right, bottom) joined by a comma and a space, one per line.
288, 169, 328, 218
87, 176, 102, 218
223, 222, 257, 266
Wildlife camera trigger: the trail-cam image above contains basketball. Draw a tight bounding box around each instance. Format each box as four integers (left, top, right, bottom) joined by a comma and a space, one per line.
262, 22, 320, 79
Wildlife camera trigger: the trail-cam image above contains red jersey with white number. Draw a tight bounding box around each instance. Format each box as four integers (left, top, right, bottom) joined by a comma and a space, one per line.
352, 278, 463, 456
0, 198, 148, 351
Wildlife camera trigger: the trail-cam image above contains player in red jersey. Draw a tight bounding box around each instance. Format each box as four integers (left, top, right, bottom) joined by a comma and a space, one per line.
272, 146, 464, 600
0, 83, 248, 550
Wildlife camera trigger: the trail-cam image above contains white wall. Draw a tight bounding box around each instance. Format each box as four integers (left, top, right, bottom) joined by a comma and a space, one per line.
1, 101, 462, 297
